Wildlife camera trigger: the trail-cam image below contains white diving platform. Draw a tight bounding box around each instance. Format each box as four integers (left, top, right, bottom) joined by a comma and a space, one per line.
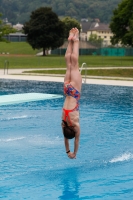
0, 93, 63, 106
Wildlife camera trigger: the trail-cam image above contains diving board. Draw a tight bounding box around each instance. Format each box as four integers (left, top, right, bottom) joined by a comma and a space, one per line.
0, 93, 63, 106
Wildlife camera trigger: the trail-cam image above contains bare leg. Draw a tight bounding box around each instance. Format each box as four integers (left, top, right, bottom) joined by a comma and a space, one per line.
70, 28, 82, 92
64, 29, 75, 83
71, 28, 79, 68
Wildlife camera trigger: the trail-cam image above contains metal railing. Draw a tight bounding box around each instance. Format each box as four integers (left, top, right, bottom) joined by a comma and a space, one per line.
80, 62, 87, 83
4, 60, 9, 75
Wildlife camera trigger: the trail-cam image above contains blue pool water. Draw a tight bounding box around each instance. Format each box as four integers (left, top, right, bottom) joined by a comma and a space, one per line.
0, 79, 133, 200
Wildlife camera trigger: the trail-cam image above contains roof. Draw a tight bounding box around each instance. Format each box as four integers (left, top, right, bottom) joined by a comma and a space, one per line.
89, 23, 111, 31
81, 21, 111, 32
80, 22, 92, 33
8, 32, 26, 36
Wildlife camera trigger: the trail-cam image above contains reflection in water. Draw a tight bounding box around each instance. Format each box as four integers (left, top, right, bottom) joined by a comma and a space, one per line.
58, 168, 80, 200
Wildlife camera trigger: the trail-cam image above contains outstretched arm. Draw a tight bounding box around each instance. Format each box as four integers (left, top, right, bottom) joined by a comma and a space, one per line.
69, 125, 80, 159
64, 124, 80, 159
74, 129, 80, 155
64, 134, 80, 159
64, 137, 74, 159
64, 137, 70, 153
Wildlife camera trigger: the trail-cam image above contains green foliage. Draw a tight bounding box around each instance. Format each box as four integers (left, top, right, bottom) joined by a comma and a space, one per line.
0, 13, 3, 41
89, 34, 103, 47
0, 13, 16, 42
62, 17, 80, 39
2, 25, 16, 35
23, 7, 65, 56
110, 0, 133, 47
0, 0, 122, 24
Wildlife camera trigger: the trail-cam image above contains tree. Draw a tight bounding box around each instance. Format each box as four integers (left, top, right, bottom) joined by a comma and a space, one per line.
1, 0, 122, 24
88, 34, 103, 47
23, 7, 65, 56
110, 0, 133, 47
0, 13, 16, 42
0, 13, 2, 41
61, 17, 80, 40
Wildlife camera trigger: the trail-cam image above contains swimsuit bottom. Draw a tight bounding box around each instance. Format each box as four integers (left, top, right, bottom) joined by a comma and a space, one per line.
63, 103, 79, 126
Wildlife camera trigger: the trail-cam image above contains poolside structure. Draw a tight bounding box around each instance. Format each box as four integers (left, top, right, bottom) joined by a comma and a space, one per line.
3, 32, 27, 42
0, 93, 63, 106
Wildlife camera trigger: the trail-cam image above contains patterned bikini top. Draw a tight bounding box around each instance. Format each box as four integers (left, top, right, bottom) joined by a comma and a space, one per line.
64, 83, 80, 101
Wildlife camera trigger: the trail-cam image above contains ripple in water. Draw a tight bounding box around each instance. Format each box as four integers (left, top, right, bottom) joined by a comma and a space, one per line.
109, 153, 133, 163
0, 137, 25, 142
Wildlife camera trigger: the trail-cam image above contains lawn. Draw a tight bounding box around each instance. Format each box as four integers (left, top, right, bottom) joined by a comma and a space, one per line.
22, 69, 133, 78
0, 55, 65, 69
0, 42, 133, 78
1, 55, 133, 69
0, 42, 38, 55
0, 42, 133, 69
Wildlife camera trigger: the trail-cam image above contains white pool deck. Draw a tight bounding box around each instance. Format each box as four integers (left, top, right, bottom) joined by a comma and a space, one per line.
0, 69, 133, 87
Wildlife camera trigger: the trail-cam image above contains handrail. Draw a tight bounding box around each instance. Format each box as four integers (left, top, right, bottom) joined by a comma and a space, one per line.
80, 62, 87, 83
4, 60, 9, 75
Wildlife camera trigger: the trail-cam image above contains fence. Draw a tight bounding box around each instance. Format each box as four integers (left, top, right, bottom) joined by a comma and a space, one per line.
3, 33, 27, 42
51, 47, 133, 56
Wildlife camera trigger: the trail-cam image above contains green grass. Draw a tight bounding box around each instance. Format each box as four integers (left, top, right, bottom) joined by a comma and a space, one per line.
80, 56, 133, 67
87, 69, 133, 77
0, 42, 38, 55
23, 69, 133, 78
0, 42, 133, 74
0, 55, 65, 68
0, 55, 133, 69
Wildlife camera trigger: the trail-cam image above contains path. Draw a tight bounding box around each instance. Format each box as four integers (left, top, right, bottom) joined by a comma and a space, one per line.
0, 68, 133, 87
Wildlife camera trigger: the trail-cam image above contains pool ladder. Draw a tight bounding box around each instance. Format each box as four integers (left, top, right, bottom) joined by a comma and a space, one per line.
80, 63, 87, 83
4, 60, 9, 74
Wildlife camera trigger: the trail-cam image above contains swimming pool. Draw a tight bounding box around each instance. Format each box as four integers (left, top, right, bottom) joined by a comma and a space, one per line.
0, 79, 133, 200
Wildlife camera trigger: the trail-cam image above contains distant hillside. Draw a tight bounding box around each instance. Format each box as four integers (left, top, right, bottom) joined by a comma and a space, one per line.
0, 0, 122, 24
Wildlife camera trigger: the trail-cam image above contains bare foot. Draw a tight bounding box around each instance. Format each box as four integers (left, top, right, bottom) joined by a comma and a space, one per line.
72, 28, 79, 42
68, 28, 75, 41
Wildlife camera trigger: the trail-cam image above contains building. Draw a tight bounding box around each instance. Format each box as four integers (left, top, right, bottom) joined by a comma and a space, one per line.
80, 20, 113, 46
4, 32, 27, 42
80, 21, 92, 41
13, 23, 24, 31
87, 22, 113, 47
